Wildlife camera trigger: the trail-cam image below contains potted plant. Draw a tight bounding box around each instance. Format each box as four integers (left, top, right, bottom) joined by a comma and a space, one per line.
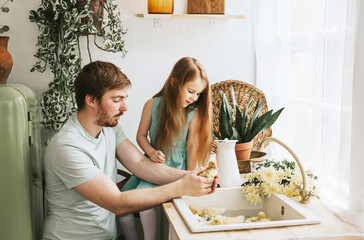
0, 0, 14, 84
214, 87, 284, 160
29, 0, 127, 132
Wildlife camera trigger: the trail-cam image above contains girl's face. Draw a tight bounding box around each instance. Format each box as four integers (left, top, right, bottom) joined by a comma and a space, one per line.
180, 76, 206, 108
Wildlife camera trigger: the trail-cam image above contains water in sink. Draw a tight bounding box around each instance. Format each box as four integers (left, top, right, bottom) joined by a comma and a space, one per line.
223, 209, 271, 219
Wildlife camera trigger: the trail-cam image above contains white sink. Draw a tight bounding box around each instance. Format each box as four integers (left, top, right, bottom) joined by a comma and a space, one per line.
173, 187, 320, 232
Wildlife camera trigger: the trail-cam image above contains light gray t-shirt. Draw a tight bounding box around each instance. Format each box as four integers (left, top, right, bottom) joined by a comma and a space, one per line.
43, 113, 127, 240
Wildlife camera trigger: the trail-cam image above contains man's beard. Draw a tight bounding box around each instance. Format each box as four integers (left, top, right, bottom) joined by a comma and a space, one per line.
96, 109, 124, 127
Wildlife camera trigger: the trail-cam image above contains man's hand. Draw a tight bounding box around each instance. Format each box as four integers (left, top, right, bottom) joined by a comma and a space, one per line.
178, 168, 218, 197
149, 150, 165, 163
210, 173, 218, 194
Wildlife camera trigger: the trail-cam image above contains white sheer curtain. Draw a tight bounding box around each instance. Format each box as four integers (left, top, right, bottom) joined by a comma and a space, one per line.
253, 0, 358, 220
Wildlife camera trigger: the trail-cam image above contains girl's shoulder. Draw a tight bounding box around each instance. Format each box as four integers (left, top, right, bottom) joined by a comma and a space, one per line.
145, 98, 154, 106
142, 98, 154, 115
144, 97, 163, 113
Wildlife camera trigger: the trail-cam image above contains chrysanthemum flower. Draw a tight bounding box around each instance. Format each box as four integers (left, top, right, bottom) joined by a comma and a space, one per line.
245, 192, 261, 205
260, 166, 277, 182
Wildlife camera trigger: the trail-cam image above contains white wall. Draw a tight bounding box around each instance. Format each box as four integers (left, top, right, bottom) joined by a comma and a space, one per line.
3, 0, 253, 145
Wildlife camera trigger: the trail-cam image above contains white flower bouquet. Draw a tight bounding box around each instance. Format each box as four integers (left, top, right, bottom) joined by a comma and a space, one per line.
241, 159, 318, 205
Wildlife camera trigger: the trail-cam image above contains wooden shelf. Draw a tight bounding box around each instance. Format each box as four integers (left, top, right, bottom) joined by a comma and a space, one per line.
136, 13, 245, 19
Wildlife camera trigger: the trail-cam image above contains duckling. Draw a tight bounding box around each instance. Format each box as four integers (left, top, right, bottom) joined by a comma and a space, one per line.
198, 159, 218, 179
189, 205, 202, 215
211, 216, 223, 225
211, 215, 245, 225
202, 206, 225, 217
256, 211, 271, 222
257, 211, 266, 221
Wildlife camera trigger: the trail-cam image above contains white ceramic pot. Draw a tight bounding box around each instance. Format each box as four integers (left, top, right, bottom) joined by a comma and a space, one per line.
215, 139, 241, 188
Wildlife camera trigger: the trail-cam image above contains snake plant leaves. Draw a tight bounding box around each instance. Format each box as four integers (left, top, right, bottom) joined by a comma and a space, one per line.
246, 99, 265, 138
240, 97, 252, 140
243, 110, 272, 142
216, 87, 284, 144
230, 86, 244, 139
230, 127, 242, 142
219, 91, 234, 139
246, 107, 284, 142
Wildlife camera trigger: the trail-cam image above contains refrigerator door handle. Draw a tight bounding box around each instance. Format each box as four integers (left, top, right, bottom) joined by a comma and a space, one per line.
28, 111, 33, 145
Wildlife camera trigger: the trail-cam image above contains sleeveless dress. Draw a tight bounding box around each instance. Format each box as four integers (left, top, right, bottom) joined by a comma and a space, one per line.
122, 96, 197, 191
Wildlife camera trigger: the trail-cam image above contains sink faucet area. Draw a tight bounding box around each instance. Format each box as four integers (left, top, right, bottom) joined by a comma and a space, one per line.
258, 137, 319, 204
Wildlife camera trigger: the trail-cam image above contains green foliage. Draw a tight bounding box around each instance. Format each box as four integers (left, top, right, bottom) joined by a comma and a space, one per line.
214, 87, 284, 143
29, 0, 127, 131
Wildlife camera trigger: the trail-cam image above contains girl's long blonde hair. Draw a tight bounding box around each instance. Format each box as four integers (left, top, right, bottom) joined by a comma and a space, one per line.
154, 57, 212, 167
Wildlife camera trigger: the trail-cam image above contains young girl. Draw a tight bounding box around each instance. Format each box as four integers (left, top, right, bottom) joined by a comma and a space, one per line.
119, 57, 212, 240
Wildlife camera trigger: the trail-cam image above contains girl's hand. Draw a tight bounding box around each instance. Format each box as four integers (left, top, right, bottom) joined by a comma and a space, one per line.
149, 150, 165, 163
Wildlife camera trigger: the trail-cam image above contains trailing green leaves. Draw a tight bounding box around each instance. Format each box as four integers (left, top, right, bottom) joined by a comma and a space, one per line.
29, 0, 127, 132
216, 87, 284, 143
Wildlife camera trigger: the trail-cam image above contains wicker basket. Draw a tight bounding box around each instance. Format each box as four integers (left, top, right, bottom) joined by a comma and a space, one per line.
211, 80, 272, 153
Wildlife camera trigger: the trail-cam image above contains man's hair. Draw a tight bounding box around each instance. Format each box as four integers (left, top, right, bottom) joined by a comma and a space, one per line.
74, 61, 131, 110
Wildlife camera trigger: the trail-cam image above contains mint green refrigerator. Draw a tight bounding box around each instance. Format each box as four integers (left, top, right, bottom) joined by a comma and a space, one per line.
0, 84, 44, 239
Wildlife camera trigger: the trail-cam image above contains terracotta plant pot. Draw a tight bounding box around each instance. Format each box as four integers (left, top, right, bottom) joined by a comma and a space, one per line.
235, 141, 253, 161
0, 36, 13, 84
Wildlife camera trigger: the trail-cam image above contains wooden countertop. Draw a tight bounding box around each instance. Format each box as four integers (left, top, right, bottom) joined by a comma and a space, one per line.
162, 197, 363, 240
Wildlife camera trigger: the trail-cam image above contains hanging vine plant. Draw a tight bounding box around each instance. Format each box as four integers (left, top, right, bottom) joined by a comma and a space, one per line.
29, 0, 127, 131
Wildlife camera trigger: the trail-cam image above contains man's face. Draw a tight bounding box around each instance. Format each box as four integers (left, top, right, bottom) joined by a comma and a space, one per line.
95, 87, 128, 127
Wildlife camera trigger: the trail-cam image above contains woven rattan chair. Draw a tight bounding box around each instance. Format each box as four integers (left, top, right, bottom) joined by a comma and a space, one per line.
211, 80, 272, 153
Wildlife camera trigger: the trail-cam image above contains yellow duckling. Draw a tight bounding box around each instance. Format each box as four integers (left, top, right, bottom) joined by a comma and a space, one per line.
198, 159, 218, 179
202, 206, 225, 217
211, 215, 245, 225
189, 205, 202, 215
211, 216, 223, 225
257, 211, 266, 221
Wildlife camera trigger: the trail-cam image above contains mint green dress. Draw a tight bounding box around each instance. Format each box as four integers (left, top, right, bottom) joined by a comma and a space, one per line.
122, 96, 197, 191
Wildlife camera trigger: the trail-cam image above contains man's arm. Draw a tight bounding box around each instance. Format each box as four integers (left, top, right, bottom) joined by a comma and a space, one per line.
116, 139, 187, 185
74, 167, 214, 216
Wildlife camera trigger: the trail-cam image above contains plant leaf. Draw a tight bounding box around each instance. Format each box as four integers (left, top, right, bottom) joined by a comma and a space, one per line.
246, 99, 265, 134
240, 101, 252, 142
218, 91, 233, 139
213, 130, 222, 139
230, 127, 242, 142
231, 86, 244, 140
241, 91, 254, 139
260, 107, 284, 130
245, 110, 273, 141
247, 107, 284, 141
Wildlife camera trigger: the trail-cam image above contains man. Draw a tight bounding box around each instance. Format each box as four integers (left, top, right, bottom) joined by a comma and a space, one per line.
42, 61, 216, 240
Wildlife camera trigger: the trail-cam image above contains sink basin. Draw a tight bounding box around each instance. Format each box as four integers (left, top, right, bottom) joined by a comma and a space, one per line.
173, 187, 320, 232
